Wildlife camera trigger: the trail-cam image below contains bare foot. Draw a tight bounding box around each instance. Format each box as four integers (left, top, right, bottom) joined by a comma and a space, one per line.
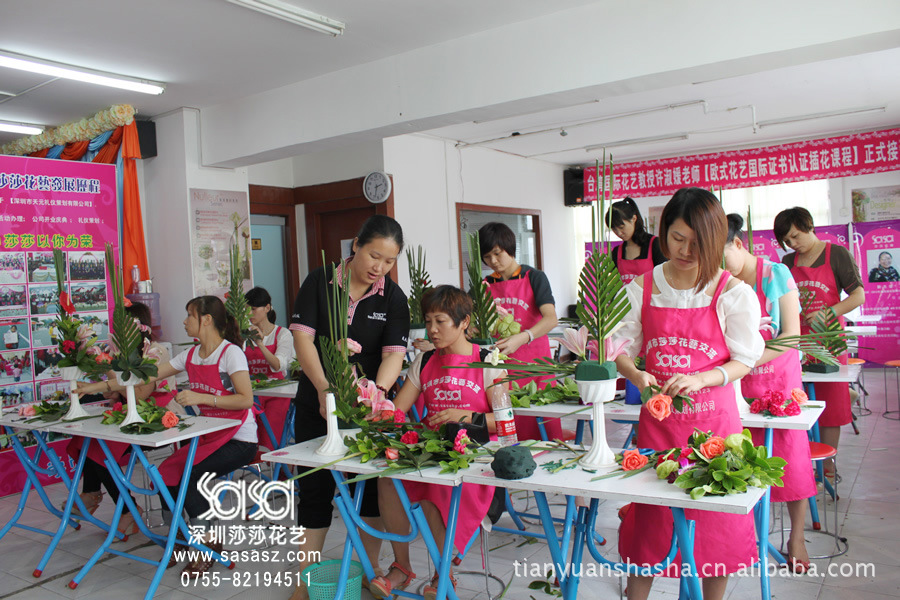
288, 581, 309, 600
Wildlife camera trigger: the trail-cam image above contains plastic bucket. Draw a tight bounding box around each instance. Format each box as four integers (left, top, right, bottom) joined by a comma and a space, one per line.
301, 560, 363, 600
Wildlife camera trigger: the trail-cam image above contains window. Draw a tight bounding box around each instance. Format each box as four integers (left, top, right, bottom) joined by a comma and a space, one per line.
457, 204, 542, 289
721, 179, 830, 230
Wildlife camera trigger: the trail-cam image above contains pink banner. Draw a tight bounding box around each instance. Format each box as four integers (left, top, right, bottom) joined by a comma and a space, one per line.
0, 155, 118, 496
584, 240, 622, 259
584, 128, 900, 199
744, 225, 849, 263
853, 220, 900, 365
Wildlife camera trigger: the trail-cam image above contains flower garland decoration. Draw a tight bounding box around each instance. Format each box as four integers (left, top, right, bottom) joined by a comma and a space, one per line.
101, 397, 189, 434
0, 104, 136, 156
746, 388, 807, 417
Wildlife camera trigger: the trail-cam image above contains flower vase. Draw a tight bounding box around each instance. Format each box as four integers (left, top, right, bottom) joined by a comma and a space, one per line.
116, 372, 145, 427
60, 367, 89, 420
408, 326, 426, 351
315, 393, 345, 457
574, 360, 618, 470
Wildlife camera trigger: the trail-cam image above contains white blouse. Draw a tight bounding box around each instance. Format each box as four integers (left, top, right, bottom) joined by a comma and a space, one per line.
615, 265, 764, 369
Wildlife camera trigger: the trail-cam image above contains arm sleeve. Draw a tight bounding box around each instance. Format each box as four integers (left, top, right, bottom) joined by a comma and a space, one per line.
716, 283, 764, 368
611, 278, 645, 359
526, 268, 555, 306
382, 284, 411, 353
830, 245, 863, 294
289, 268, 322, 336
168, 348, 190, 372
650, 237, 667, 266
405, 351, 425, 390
271, 327, 295, 373
223, 345, 250, 375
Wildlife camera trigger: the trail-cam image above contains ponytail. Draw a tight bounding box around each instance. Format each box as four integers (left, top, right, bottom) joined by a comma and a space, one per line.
606, 197, 652, 248
224, 314, 242, 346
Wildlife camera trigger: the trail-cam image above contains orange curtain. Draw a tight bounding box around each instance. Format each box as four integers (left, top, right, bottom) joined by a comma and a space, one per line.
120, 121, 149, 294
29, 148, 49, 158
59, 140, 90, 161
91, 126, 123, 164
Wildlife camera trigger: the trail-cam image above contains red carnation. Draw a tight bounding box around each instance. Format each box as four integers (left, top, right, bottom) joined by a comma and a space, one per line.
767, 400, 786, 417
393, 410, 406, 424
113, 402, 123, 412
784, 401, 801, 416
400, 431, 419, 444
62, 340, 76, 354
749, 399, 764, 414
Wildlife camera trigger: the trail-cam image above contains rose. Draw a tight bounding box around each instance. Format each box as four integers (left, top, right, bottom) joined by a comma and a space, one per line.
18, 404, 36, 417
400, 431, 419, 444
790, 388, 808, 405
656, 459, 679, 479
699, 436, 726, 459
385, 447, 399, 461
94, 352, 112, 364
161, 411, 179, 429
783, 401, 801, 417
646, 394, 672, 421
621, 449, 648, 471
379, 410, 395, 422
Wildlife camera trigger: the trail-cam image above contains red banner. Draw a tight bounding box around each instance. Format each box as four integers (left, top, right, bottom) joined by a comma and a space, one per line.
584, 128, 900, 199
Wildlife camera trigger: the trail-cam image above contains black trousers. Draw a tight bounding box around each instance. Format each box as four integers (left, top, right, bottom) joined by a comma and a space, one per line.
165, 439, 257, 519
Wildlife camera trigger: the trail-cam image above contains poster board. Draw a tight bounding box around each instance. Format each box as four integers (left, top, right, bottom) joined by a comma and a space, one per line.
188, 188, 252, 297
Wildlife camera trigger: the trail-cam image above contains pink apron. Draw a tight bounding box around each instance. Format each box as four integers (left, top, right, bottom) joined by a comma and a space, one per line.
615, 236, 657, 284
67, 389, 177, 467
404, 344, 495, 553
619, 271, 757, 576
787, 243, 850, 427
487, 270, 562, 441
157, 345, 250, 486
743, 258, 815, 502
245, 327, 289, 451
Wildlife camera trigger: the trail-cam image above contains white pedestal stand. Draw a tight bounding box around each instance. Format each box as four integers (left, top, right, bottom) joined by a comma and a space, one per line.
316, 393, 345, 457
577, 378, 618, 469
116, 372, 145, 426
59, 366, 89, 420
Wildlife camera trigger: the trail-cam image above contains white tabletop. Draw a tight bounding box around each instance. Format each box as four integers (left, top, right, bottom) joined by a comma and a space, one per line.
253, 381, 298, 398
847, 325, 877, 335
515, 402, 593, 421
0, 405, 107, 431
845, 313, 883, 324
262, 437, 492, 486
462, 458, 764, 516
801, 363, 861, 383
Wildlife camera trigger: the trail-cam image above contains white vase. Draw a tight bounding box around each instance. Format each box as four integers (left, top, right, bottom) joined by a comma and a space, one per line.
116, 372, 145, 426
58, 366, 83, 382
408, 327, 426, 351
316, 393, 346, 457
62, 378, 90, 420
577, 378, 617, 469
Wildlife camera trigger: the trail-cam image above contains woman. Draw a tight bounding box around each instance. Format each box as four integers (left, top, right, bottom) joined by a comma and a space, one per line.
244, 286, 294, 451
479, 222, 559, 441
724, 213, 815, 572
289, 215, 409, 600
370, 286, 503, 600
613, 188, 763, 600
606, 197, 666, 284
774, 207, 864, 472
79, 296, 256, 576
4, 324, 20, 349
869, 251, 900, 283
67, 302, 177, 537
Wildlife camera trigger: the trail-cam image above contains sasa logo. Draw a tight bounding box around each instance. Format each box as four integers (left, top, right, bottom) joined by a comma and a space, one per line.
654, 352, 691, 369
873, 235, 894, 244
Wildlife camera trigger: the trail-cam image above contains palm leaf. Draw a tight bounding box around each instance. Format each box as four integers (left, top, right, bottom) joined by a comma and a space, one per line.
465, 232, 498, 339
406, 245, 432, 324
574, 250, 629, 360
105, 243, 157, 381
224, 240, 254, 341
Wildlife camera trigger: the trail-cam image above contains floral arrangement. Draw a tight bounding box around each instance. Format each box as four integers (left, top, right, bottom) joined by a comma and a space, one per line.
405, 245, 432, 327
225, 237, 256, 343
464, 232, 499, 343
19, 397, 70, 423
104, 243, 158, 382
746, 388, 807, 417
656, 429, 785, 499
50, 249, 103, 375
0, 104, 135, 156
101, 397, 188, 434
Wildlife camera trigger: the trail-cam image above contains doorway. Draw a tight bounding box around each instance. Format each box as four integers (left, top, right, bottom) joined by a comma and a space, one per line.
249, 215, 291, 330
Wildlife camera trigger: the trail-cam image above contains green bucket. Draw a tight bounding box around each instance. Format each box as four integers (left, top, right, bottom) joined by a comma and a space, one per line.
301, 560, 363, 600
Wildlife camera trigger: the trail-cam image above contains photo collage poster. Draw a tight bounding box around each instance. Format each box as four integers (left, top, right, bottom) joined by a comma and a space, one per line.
0, 155, 118, 412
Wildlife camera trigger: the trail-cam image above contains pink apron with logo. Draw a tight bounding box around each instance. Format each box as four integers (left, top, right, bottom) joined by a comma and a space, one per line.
157, 345, 250, 486
743, 258, 815, 502
67, 388, 177, 467
404, 344, 495, 553
788, 243, 850, 427
487, 271, 562, 441
619, 271, 757, 576
615, 236, 657, 284
245, 327, 288, 451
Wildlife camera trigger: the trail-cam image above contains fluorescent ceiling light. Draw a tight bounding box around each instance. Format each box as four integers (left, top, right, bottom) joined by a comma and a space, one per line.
0, 121, 43, 135
0, 51, 165, 95
585, 133, 688, 153
224, 0, 345, 36
758, 106, 885, 129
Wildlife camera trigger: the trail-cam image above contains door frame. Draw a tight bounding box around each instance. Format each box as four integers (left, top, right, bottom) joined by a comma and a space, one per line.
248, 184, 301, 300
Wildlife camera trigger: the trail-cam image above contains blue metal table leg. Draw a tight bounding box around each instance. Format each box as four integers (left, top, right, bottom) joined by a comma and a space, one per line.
533, 491, 571, 596
671, 508, 702, 600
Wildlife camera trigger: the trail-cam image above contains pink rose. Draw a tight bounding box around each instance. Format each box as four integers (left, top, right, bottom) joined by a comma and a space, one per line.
646, 394, 673, 421
400, 431, 419, 444
385, 448, 399, 461
18, 404, 37, 417
783, 401, 801, 417
790, 388, 808, 405
161, 411, 179, 429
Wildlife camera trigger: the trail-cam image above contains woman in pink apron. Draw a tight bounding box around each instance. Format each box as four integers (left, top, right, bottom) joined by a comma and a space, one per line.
479, 222, 560, 441
244, 287, 294, 451
725, 213, 816, 572
371, 286, 504, 600
613, 189, 764, 600
606, 197, 667, 285
775, 207, 864, 474
67, 302, 176, 536
82, 296, 256, 576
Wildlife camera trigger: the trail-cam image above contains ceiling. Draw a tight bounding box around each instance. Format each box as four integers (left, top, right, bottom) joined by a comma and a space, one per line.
0, 0, 898, 166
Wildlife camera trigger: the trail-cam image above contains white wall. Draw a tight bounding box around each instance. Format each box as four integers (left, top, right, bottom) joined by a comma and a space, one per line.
247, 158, 294, 188
829, 170, 900, 224
384, 134, 575, 312
292, 140, 384, 187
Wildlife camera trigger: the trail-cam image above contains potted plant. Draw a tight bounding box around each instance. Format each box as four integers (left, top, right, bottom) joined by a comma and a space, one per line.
105, 243, 159, 426
405, 245, 432, 348
465, 232, 498, 347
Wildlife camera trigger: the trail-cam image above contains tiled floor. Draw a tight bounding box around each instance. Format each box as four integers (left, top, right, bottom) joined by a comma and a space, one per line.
1, 370, 898, 599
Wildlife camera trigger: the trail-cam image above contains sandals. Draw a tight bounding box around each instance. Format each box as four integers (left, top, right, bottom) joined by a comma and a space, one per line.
113, 505, 143, 542
369, 562, 416, 599
785, 554, 811, 574
181, 540, 223, 577
67, 491, 103, 518
423, 572, 457, 600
